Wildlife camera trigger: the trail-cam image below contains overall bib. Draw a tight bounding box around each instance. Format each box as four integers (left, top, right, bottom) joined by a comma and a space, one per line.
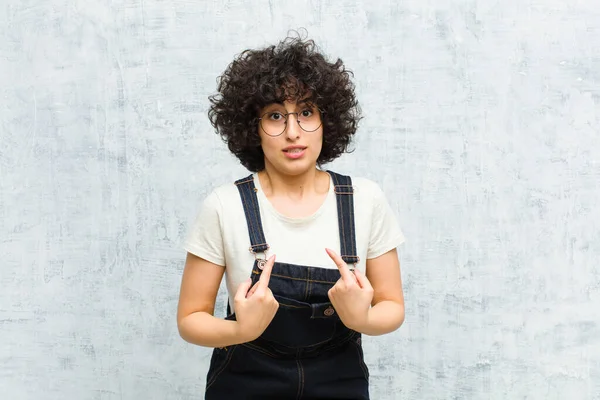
205, 171, 370, 400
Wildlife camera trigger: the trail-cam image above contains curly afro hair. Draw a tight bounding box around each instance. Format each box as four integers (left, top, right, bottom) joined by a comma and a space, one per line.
207, 34, 361, 172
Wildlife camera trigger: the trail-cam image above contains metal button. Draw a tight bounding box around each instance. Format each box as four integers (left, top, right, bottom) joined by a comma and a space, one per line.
324, 306, 335, 316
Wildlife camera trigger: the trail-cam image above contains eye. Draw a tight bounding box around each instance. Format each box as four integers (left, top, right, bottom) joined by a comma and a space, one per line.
300, 109, 313, 118
268, 112, 284, 121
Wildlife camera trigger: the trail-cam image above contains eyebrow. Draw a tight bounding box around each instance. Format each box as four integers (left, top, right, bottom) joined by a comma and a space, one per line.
265, 101, 314, 110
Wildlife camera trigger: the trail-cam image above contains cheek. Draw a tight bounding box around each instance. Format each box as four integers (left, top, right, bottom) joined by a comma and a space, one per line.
313, 132, 324, 153
259, 136, 280, 158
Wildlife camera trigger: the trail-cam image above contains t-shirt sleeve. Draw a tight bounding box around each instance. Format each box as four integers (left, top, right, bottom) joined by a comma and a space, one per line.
367, 183, 406, 259
183, 190, 226, 266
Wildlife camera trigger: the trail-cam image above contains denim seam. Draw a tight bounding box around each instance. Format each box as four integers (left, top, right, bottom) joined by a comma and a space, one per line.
296, 359, 305, 400
205, 345, 237, 390
242, 342, 279, 358
237, 177, 269, 253
304, 268, 311, 301
351, 339, 370, 381
278, 303, 305, 309
239, 182, 259, 250
268, 273, 338, 284
328, 170, 360, 264
249, 179, 269, 253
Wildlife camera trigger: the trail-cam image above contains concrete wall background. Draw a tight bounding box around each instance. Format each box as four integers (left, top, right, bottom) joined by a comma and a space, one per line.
1, 1, 599, 399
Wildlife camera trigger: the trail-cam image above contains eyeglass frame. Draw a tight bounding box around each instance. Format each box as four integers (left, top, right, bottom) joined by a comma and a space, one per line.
257, 107, 325, 137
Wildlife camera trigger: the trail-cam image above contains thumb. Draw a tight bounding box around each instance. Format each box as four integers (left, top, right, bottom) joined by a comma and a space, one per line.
234, 278, 252, 301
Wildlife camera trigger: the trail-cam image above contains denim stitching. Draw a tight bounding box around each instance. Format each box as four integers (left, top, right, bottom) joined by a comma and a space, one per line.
244, 182, 259, 245
234, 178, 253, 185
333, 173, 350, 263
304, 268, 311, 301
348, 190, 358, 263
340, 190, 348, 261
205, 345, 238, 390
278, 303, 305, 309
255, 328, 354, 358
237, 178, 269, 253
270, 326, 339, 350
242, 342, 279, 358
335, 175, 348, 262
351, 339, 370, 381
244, 184, 262, 251
248, 180, 269, 252
329, 171, 360, 264
296, 359, 304, 400
238, 182, 261, 252
269, 273, 339, 284
253, 269, 340, 284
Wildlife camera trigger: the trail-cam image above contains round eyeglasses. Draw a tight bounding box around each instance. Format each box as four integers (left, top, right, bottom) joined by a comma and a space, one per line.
258, 108, 324, 137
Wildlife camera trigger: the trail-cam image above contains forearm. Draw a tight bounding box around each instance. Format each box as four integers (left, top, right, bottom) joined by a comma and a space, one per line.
178, 312, 248, 348
360, 301, 405, 336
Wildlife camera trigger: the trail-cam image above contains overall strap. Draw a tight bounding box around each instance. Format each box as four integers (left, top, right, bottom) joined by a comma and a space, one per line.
327, 170, 360, 265
229, 174, 269, 317
234, 175, 269, 254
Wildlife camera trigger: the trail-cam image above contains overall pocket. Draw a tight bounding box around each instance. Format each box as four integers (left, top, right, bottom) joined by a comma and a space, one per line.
259, 294, 343, 348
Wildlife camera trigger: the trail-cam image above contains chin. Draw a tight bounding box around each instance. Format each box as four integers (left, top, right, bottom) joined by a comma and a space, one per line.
270, 159, 318, 177
282, 164, 314, 176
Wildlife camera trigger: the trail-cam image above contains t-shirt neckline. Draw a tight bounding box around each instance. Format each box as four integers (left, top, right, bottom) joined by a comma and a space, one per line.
252, 171, 335, 225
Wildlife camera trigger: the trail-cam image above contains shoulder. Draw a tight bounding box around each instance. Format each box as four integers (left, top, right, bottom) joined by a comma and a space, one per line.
328, 171, 386, 204
211, 181, 242, 205
203, 175, 251, 210
351, 177, 389, 218
338, 173, 406, 254
186, 178, 247, 231
350, 176, 384, 196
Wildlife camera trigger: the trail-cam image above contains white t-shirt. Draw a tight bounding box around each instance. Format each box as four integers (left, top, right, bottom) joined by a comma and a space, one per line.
184, 172, 405, 311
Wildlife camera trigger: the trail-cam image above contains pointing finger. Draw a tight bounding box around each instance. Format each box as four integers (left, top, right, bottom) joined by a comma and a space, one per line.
256, 254, 276, 291
325, 248, 354, 284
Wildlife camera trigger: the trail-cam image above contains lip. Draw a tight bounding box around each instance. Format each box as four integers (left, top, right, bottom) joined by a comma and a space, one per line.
282, 146, 307, 159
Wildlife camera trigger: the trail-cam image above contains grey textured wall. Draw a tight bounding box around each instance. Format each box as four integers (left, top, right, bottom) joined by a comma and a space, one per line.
2, 1, 599, 399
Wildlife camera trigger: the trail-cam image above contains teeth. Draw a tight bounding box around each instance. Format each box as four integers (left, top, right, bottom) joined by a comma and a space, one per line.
287, 149, 303, 153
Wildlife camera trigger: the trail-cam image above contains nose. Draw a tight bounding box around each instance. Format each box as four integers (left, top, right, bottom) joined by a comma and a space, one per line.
284, 113, 301, 139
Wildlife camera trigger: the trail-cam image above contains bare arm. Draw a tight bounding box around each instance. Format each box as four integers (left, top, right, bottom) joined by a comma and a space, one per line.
363, 248, 405, 336
177, 252, 279, 348
176, 253, 247, 348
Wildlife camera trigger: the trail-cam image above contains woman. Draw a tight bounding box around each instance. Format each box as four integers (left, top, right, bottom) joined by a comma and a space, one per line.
177, 35, 406, 399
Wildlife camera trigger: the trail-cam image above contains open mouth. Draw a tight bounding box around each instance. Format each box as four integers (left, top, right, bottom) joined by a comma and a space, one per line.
283, 148, 306, 154
282, 147, 307, 159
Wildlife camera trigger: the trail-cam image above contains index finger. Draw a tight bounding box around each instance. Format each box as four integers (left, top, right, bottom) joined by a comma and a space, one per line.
257, 254, 276, 289
325, 248, 354, 283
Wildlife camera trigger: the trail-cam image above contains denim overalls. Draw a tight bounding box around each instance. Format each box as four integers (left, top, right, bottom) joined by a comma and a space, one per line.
205, 171, 370, 400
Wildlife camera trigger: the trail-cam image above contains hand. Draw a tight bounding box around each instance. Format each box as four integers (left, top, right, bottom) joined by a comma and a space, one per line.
326, 248, 374, 332
233, 255, 279, 342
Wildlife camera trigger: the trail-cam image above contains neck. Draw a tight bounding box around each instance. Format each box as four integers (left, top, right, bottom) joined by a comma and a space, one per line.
259, 165, 325, 199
